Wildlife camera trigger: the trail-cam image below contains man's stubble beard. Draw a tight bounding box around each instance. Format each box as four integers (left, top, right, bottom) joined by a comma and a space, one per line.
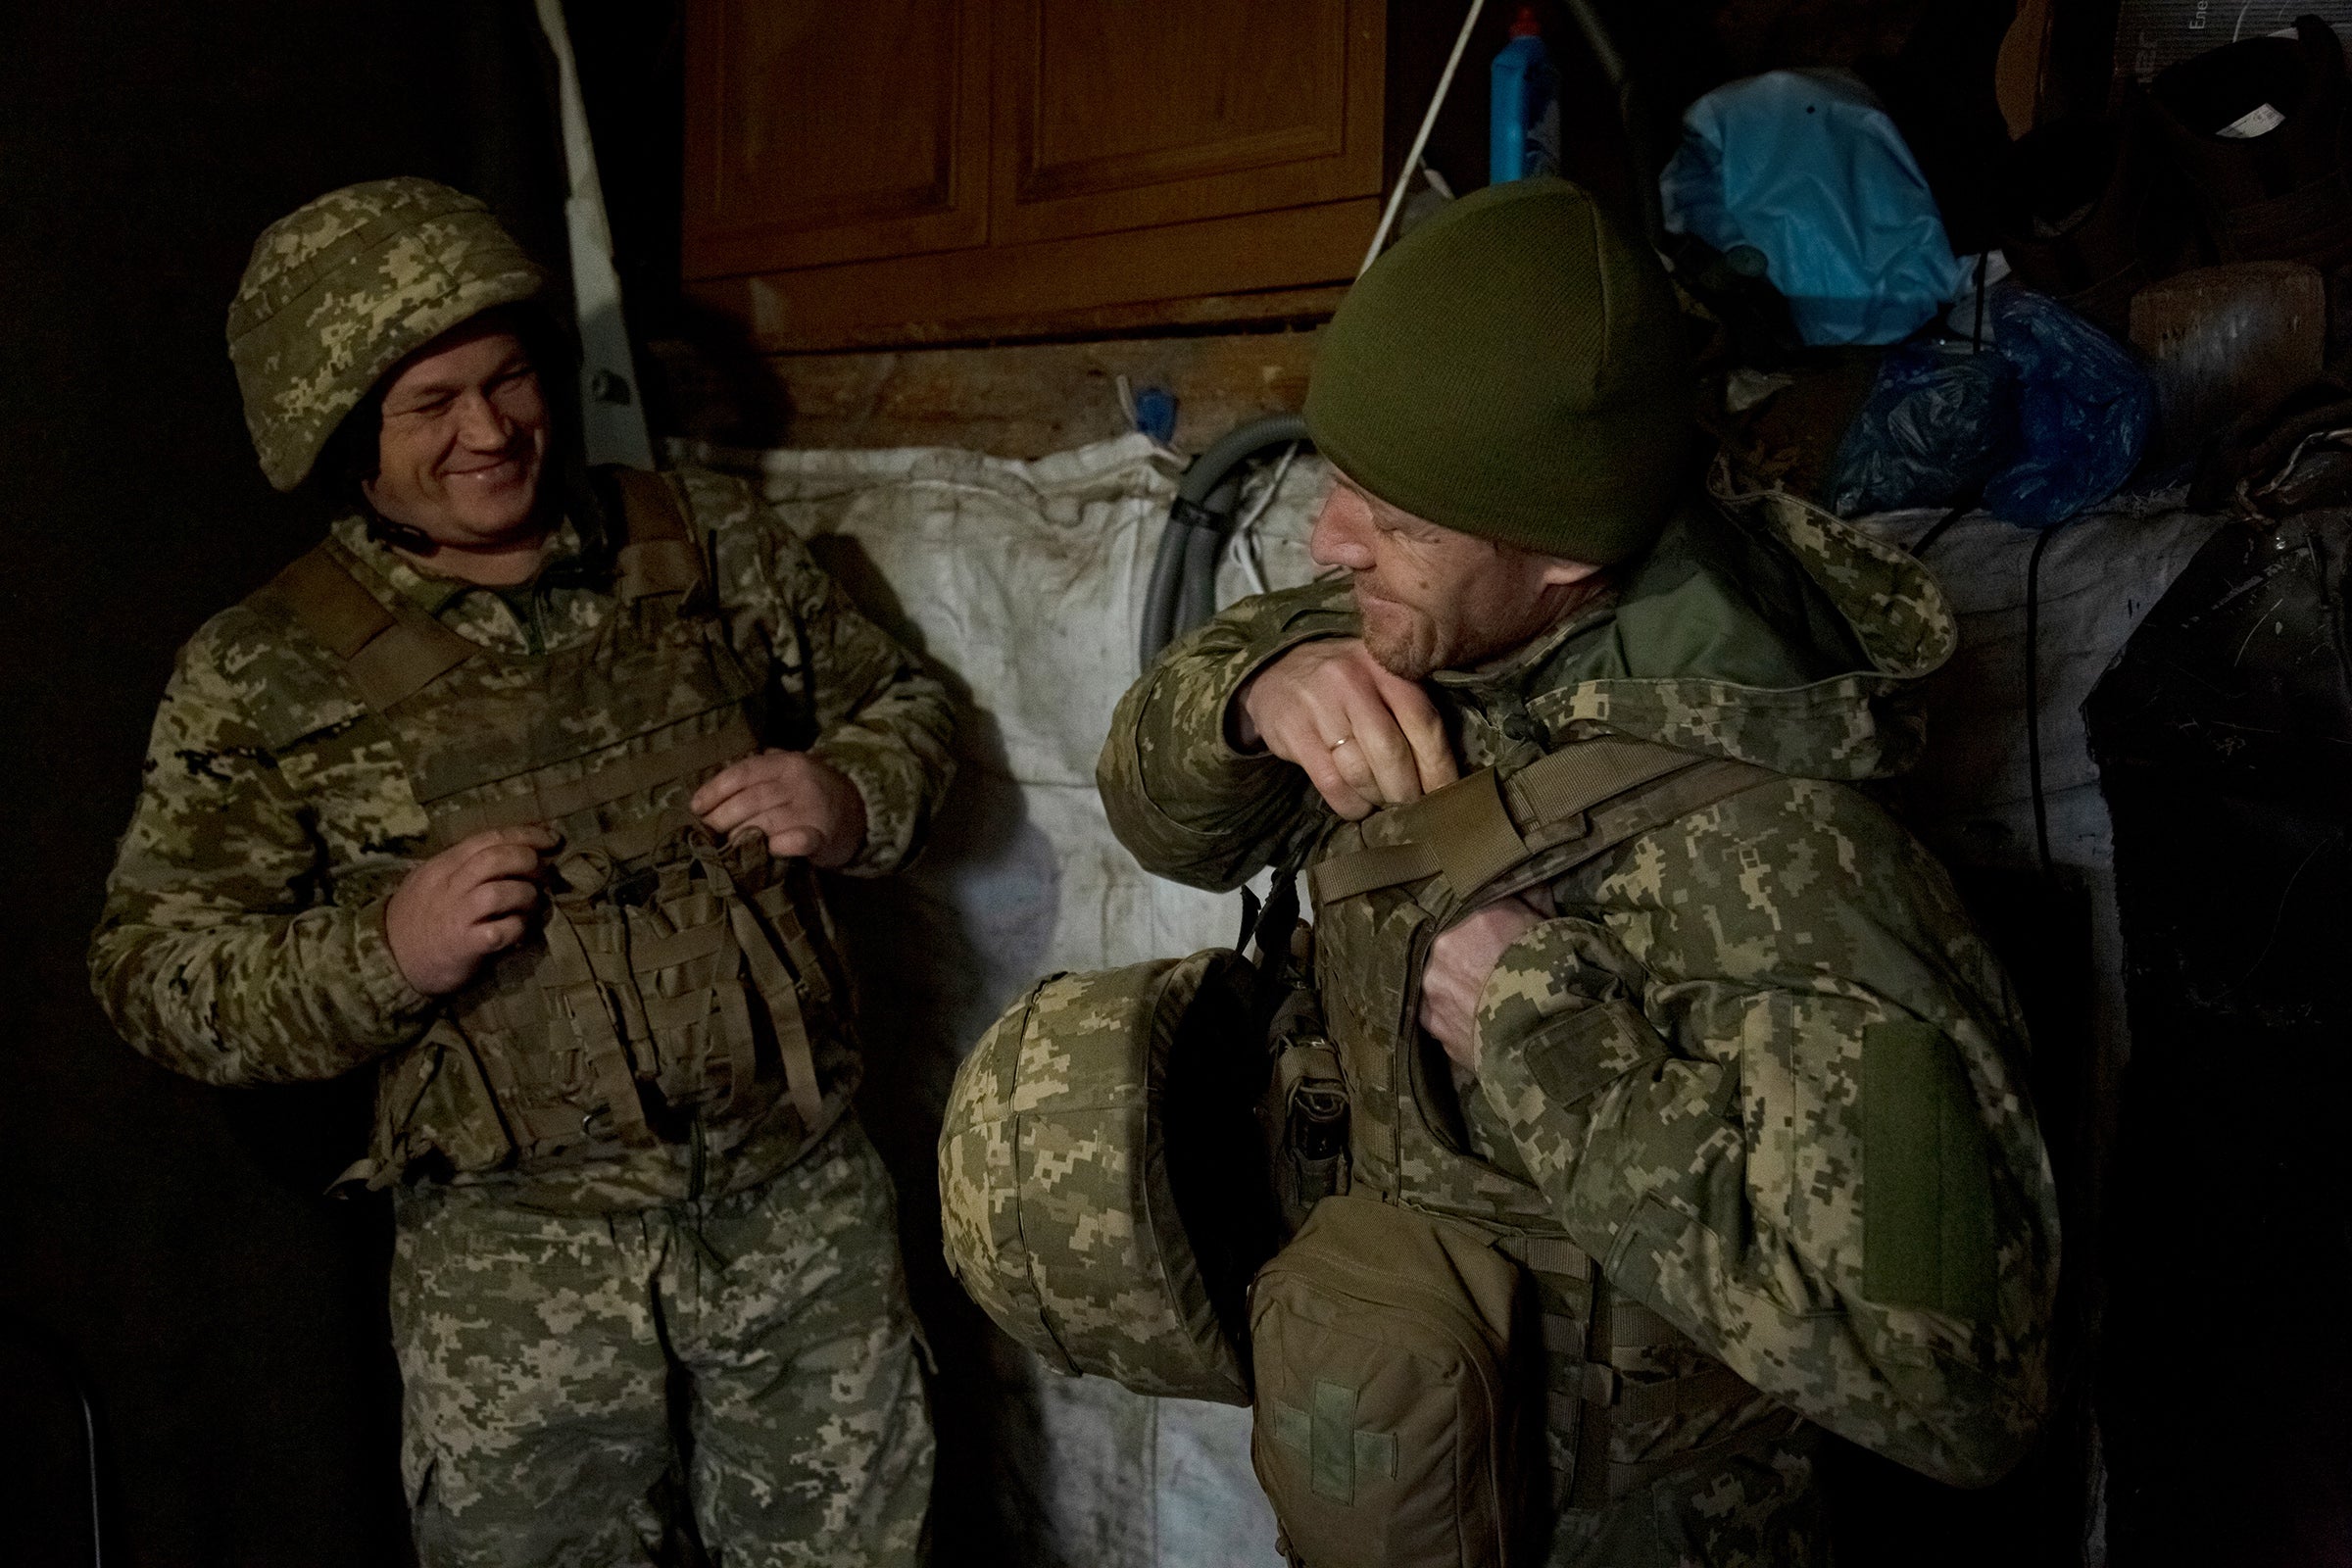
1356, 593, 1451, 682
1358, 589, 1534, 682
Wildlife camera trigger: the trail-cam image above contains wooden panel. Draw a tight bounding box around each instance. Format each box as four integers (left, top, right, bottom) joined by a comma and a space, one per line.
682, 0, 991, 277
690, 197, 1376, 352
990, 0, 1385, 244
749, 329, 1323, 456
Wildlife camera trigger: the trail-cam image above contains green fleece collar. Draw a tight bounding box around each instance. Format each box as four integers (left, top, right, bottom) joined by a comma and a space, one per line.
1436, 489, 1957, 784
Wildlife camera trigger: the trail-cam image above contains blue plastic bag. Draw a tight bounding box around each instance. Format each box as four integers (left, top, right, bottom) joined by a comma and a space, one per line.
1661, 70, 1964, 347
1828, 342, 2015, 515
1981, 287, 2155, 525
1829, 286, 2156, 524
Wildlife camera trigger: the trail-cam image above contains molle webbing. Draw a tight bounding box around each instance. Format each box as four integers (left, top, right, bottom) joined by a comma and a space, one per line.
420, 711, 759, 850
1310, 736, 1775, 906
1500, 1234, 1772, 1510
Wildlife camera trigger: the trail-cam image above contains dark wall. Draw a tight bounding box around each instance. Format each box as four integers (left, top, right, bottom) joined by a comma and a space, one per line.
0, 7, 564, 1563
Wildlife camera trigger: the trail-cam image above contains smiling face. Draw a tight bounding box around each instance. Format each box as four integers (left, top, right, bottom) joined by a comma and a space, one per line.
361, 317, 549, 553
1308, 472, 1605, 680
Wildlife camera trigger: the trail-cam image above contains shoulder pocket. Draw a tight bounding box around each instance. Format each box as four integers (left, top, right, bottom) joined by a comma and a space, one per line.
1862, 1020, 1996, 1320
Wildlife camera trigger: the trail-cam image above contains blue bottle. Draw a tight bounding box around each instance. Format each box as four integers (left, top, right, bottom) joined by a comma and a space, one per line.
1490, 6, 1556, 184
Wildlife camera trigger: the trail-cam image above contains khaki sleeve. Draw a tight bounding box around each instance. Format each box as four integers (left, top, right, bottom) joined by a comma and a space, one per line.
1096, 579, 1356, 892
1469, 778, 2060, 1487
87, 630, 436, 1085
695, 470, 958, 877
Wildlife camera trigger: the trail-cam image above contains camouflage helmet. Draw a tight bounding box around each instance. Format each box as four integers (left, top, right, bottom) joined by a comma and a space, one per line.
226, 176, 547, 491
940, 951, 1279, 1405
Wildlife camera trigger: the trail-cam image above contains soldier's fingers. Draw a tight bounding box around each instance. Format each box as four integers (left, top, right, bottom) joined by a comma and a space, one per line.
766, 825, 824, 858
474, 915, 529, 954
1369, 666, 1458, 793
701, 778, 811, 834
453, 825, 560, 859
467, 878, 541, 921
459, 843, 551, 887
689, 751, 781, 816
1336, 698, 1424, 807
1324, 732, 1385, 801
1295, 747, 1376, 821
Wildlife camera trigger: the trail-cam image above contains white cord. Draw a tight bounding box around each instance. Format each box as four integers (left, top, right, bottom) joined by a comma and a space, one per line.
1361, 0, 1490, 275
1230, 442, 1301, 598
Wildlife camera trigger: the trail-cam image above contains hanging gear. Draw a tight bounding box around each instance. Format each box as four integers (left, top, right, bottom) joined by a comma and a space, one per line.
243, 468, 849, 1188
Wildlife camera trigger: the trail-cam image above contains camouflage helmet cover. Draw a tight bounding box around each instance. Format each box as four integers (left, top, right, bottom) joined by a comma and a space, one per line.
226, 176, 547, 491
939, 951, 1264, 1406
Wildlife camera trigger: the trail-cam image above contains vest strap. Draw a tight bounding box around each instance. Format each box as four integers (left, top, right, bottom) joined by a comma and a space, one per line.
606, 467, 707, 601
1310, 737, 1768, 906
716, 868, 825, 1130
541, 904, 659, 1151
1308, 841, 1441, 903
1509, 736, 1695, 826
270, 544, 477, 711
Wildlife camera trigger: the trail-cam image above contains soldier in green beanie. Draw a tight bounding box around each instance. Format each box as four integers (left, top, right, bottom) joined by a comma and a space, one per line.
1099, 178, 2058, 1565
91, 179, 947, 1566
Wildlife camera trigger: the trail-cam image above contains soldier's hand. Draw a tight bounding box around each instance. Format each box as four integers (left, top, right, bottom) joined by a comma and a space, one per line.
691, 749, 866, 868
1419, 894, 1549, 1071
1235, 638, 1457, 820
384, 826, 560, 997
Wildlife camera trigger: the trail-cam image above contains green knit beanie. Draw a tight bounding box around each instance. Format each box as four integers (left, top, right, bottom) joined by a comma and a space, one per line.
1304, 178, 1693, 564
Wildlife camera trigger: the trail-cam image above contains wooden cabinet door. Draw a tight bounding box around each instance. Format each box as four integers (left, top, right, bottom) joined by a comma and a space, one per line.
990, 0, 1384, 246
683, 0, 992, 278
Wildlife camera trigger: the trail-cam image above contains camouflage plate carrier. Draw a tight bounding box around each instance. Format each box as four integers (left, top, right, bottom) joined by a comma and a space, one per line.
1250, 737, 1803, 1568
247, 469, 851, 1189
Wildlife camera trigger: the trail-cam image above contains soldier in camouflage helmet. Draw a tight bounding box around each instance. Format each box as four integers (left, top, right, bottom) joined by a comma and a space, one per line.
91, 177, 949, 1565
1098, 179, 2060, 1565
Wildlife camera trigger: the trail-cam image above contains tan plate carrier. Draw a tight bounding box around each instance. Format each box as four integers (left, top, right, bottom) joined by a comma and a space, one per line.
250, 470, 851, 1188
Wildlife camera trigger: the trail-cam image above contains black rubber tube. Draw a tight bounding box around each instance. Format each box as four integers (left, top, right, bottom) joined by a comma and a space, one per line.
1138, 413, 1311, 669
1560, 0, 1663, 250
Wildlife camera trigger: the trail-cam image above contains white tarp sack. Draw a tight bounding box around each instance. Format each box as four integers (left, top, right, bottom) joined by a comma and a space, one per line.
675, 433, 2215, 1566
679, 432, 1325, 1567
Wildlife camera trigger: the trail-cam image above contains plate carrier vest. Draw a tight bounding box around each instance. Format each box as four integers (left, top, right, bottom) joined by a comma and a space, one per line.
1265, 731, 1805, 1534
250, 470, 852, 1188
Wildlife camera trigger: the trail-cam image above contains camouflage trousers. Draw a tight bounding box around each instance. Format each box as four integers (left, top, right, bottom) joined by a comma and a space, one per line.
389, 1116, 934, 1567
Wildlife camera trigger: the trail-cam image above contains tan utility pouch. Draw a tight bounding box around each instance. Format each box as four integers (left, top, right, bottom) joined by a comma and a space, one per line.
1250, 1196, 1539, 1568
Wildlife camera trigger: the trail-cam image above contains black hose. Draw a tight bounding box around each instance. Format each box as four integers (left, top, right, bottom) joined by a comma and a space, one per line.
1909, 501, 1972, 558
2026, 518, 2071, 877
1138, 414, 1311, 669
1560, 0, 1664, 250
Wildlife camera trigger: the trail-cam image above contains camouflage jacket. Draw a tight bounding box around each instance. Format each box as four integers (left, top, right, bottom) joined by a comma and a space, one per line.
1099, 492, 2060, 1496
91, 467, 956, 1209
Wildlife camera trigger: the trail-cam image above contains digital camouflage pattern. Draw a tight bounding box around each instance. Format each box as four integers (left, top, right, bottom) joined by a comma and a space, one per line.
90, 466, 957, 1211
1099, 488, 2060, 1564
940, 952, 1253, 1404
226, 176, 546, 490
392, 1118, 932, 1566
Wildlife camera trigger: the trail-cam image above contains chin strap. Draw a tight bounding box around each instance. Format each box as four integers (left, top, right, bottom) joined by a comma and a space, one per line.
363, 511, 440, 556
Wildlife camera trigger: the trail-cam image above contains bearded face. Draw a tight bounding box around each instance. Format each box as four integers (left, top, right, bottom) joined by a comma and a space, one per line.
1308, 475, 1601, 680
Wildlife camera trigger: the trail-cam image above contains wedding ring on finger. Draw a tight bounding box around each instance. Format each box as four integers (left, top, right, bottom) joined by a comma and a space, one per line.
1329, 737, 1353, 752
